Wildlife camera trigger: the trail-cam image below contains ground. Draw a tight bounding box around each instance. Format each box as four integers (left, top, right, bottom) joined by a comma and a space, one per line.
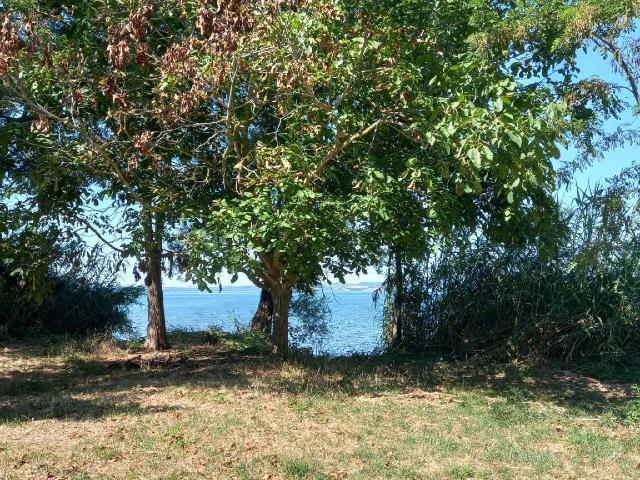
1, 331, 639, 480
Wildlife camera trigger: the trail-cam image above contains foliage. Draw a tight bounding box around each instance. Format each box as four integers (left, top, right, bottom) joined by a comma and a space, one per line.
1, 0, 636, 355
490, 0, 640, 181
0, 0, 233, 276
180, 0, 566, 291
0, 113, 139, 339
289, 290, 331, 354
0, 246, 142, 339
37, 275, 141, 338
0, 96, 95, 303
385, 185, 640, 362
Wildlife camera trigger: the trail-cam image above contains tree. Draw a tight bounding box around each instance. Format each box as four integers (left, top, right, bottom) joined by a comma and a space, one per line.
0, 1, 215, 350
376, 0, 640, 348
1, 0, 573, 358
1, 74, 93, 305
183, 0, 568, 356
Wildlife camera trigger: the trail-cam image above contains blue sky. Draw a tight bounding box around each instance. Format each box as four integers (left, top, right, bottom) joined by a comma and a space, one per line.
122, 47, 639, 288
559, 48, 639, 190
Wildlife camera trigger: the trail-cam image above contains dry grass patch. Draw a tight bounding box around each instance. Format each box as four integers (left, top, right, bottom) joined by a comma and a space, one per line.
1, 332, 639, 479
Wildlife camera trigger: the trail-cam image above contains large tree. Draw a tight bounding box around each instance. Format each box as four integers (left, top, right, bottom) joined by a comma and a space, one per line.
2, 0, 582, 357
375, 0, 640, 347
181, 0, 568, 355
0, 0, 216, 350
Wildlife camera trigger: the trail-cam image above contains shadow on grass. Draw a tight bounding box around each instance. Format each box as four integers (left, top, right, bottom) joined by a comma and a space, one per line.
1, 330, 638, 425
0, 395, 181, 424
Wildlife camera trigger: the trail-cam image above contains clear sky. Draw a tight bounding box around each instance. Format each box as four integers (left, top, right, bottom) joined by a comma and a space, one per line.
559, 47, 639, 192
118, 46, 639, 289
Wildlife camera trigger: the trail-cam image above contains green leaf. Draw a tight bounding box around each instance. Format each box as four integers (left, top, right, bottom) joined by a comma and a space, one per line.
507, 191, 514, 204
508, 132, 522, 148
482, 145, 494, 161
467, 148, 481, 168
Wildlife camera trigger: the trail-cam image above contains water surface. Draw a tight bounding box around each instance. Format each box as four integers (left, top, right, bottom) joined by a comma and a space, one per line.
128, 286, 383, 355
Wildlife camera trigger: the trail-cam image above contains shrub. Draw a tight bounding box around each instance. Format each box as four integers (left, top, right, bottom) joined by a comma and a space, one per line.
0, 256, 142, 339
386, 187, 640, 363
38, 275, 141, 337
289, 291, 331, 354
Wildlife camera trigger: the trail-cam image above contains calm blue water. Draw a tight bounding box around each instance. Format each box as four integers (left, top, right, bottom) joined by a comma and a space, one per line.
128, 286, 383, 355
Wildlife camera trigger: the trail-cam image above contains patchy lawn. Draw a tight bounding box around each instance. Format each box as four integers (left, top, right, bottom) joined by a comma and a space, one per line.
1, 331, 639, 480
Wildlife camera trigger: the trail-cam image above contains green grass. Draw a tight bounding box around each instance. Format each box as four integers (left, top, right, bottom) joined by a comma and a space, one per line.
450, 466, 475, 479
0, 332, 639, 479
93, 446, 120, 461
283, 458, 315, 478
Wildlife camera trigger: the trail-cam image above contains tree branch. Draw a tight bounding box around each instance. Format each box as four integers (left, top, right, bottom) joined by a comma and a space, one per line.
310, 119, 383, 184
74, 216, 127, 254
593, 35, 639, 106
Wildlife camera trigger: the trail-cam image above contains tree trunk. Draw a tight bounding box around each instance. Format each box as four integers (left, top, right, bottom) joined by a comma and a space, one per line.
391, 247, 403, 348
252, 289, 273, 335
143, 212, 169, 351
270, 286, 292, 357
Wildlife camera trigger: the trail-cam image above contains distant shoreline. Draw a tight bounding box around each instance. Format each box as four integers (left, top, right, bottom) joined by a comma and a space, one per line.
132, 282, 382, 293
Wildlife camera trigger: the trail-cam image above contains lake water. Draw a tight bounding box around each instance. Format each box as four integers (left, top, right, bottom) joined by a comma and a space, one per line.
128, 286, 384, 355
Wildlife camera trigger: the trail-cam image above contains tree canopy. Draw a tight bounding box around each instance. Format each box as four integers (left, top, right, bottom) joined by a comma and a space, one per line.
2, 0, 636, 354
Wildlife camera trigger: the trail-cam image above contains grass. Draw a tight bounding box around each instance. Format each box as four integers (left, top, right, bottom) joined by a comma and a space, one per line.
1, 330, 639, 479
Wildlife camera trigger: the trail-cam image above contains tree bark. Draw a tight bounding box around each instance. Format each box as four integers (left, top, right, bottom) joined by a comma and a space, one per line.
142, 212, 169, 351
391, 247, 403, 348
252, 289, 273, 335
270, 286, 292, 357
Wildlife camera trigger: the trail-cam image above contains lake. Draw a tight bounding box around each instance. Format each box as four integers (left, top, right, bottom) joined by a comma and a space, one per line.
127, 286, 384, 355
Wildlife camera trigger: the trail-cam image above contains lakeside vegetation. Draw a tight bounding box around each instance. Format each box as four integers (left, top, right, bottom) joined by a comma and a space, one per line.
2, 0, 640, 478
3, 0, 639, 356
1, 331, 639, 480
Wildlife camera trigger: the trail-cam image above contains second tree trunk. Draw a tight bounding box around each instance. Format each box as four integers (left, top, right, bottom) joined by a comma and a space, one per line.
391, 248, 403, 348
252, 289, 273, 335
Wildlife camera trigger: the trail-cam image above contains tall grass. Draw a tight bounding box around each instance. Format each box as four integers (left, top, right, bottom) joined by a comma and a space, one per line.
387, 187, 640, 362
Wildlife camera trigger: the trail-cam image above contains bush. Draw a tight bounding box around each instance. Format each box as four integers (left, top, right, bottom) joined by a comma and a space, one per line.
289, 291, 331, 354
38, 275, 141, 337
0, 264, 142, 340
417, 244, 640, 362
387, 187, 640, 363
